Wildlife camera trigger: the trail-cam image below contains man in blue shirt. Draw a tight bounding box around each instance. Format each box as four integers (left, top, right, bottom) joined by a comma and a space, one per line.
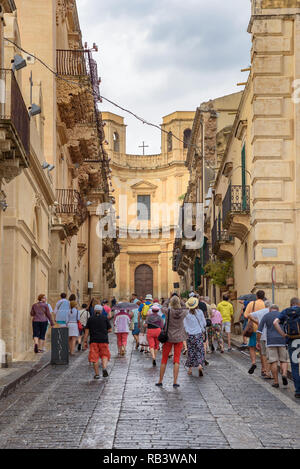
274, 298, 300, 398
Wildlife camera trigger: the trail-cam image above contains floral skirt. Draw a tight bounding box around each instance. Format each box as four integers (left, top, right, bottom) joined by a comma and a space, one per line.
185, 333, 205, 368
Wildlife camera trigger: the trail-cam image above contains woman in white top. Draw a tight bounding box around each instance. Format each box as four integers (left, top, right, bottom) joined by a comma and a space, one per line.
67, 300, 80, 355
184, 297, 207, 377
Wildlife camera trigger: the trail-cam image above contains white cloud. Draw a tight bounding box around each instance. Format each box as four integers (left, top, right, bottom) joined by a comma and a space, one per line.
77, 0, 251, 154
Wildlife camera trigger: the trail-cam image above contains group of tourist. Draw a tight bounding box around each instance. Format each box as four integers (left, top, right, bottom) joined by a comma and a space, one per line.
30, 293, 112, 356
30, 288, 300, 398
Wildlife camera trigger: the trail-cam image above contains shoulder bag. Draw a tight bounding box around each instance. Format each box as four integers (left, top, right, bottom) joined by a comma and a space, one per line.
77, 309, 83, 332
243, 301, 256, 338
158, 309, 170, 343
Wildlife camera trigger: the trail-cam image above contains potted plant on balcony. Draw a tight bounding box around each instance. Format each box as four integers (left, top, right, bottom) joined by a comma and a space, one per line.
204, 259, 234, 288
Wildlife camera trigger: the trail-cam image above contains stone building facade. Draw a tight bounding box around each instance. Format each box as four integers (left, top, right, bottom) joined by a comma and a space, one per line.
173, 93, 242, 294
175, 0, 300, 313
0, 0, 117, 361
103, 111, 194, 300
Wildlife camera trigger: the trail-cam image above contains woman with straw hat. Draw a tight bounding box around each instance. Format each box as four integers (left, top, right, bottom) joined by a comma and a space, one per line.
184, 297, 207, 377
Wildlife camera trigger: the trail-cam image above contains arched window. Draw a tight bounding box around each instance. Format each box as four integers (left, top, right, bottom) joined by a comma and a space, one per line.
183, 128, 192, 149
167, 131, 173, 152
113, 132, 120, 152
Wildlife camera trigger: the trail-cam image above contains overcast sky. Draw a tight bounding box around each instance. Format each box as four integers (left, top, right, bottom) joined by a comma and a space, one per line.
77, 0, 251, 155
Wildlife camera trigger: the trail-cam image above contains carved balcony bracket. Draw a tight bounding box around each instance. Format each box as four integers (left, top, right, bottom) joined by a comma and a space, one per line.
226, 214, 251, 243
77, 242, 87, 266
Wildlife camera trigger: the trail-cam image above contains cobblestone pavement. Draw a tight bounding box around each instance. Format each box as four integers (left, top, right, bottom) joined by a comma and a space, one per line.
0, 335, 300, 449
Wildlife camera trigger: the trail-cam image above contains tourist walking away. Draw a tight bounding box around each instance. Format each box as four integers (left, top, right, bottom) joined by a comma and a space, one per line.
208, 304, 224, 353
257, 304, 289, 388
239, 299, 250, 347
156, 295, 188, 388
131, 298, 141, 350
31, 294, 55, 353
54, 293, 70, 326
114, 308, 131, 356
77, 304, 89, 351
88, 298, 98, 318
83, 304, 112, 379
111, 296, 117, 308
244, 290, 266, 374
217, 295, 234, 351
102, 300, 112, 319
249, 300, 272, 379
184, 297, 206, 377
274, 298, 300, 398
145, 304, 164, 366
138, 294, 153, 353
197, 297, 210, 363
67, 299, 80, 355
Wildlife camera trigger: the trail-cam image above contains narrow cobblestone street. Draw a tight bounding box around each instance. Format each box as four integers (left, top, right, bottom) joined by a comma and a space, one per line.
0, 336, 300, 450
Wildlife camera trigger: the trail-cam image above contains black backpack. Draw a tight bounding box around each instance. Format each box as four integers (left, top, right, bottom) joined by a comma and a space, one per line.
283, 307, 300, 339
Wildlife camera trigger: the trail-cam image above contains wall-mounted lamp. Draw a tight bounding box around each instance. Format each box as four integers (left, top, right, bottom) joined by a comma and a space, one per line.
0, 200, 8, 212
42, 162, 55, 171
29, 103, 41, 117
12, 54, 27, 71
86, 201, 93, 207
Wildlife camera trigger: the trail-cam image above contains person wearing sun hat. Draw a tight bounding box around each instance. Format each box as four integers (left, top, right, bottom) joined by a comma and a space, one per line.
183, 297, 207, 377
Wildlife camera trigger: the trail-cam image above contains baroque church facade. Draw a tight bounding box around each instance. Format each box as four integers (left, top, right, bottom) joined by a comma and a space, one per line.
103, 111, 195, 300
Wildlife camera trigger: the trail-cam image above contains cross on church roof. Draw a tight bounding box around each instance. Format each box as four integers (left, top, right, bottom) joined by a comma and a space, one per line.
138, 141, 149, 155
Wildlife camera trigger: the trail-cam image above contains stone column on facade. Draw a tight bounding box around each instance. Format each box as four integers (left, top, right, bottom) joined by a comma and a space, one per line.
49, 228, 65, 306
251, 12, 297, 305
294, 14, 300, 298
88, 207, 103, 299
160, 243, 169, 299
118, 250, 129, 300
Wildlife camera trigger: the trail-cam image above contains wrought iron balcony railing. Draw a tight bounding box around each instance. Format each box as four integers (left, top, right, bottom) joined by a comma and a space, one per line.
56, 49, 89, 77
212, 219, 233, 252
0, 69, 30, 159
56, 189, 87, 223
222, 184, 250, 226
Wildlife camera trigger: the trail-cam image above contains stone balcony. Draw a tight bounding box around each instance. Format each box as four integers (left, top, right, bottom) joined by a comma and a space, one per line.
56, 49, 103, 165
222, 184, 251, 242
0, 69, 30, 185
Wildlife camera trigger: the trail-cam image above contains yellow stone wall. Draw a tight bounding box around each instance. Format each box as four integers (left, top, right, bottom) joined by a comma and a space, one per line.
208, 4, 300, 311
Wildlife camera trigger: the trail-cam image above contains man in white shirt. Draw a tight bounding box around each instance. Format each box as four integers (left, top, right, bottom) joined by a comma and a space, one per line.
249, 300, 272, 379
54, 293, 70, 326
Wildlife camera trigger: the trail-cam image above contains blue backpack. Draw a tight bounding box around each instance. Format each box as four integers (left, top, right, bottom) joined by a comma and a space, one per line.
283, 307, 300, 339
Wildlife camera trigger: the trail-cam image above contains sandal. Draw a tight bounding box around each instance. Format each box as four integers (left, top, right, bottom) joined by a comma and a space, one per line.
187, 370, 193, 376
182, 349, 188, 355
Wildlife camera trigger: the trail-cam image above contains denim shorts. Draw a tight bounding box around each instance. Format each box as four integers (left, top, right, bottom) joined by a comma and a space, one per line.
132, 323, 140, 336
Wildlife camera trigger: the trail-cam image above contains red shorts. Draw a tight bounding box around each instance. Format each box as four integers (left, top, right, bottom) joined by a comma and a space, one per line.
161, 342, 183, 364
88, 343, 111, 363
147, 328, 161, 350
117, 333, 128, 347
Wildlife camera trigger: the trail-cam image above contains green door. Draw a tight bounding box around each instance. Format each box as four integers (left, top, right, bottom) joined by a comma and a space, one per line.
241, 144, 247, 211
